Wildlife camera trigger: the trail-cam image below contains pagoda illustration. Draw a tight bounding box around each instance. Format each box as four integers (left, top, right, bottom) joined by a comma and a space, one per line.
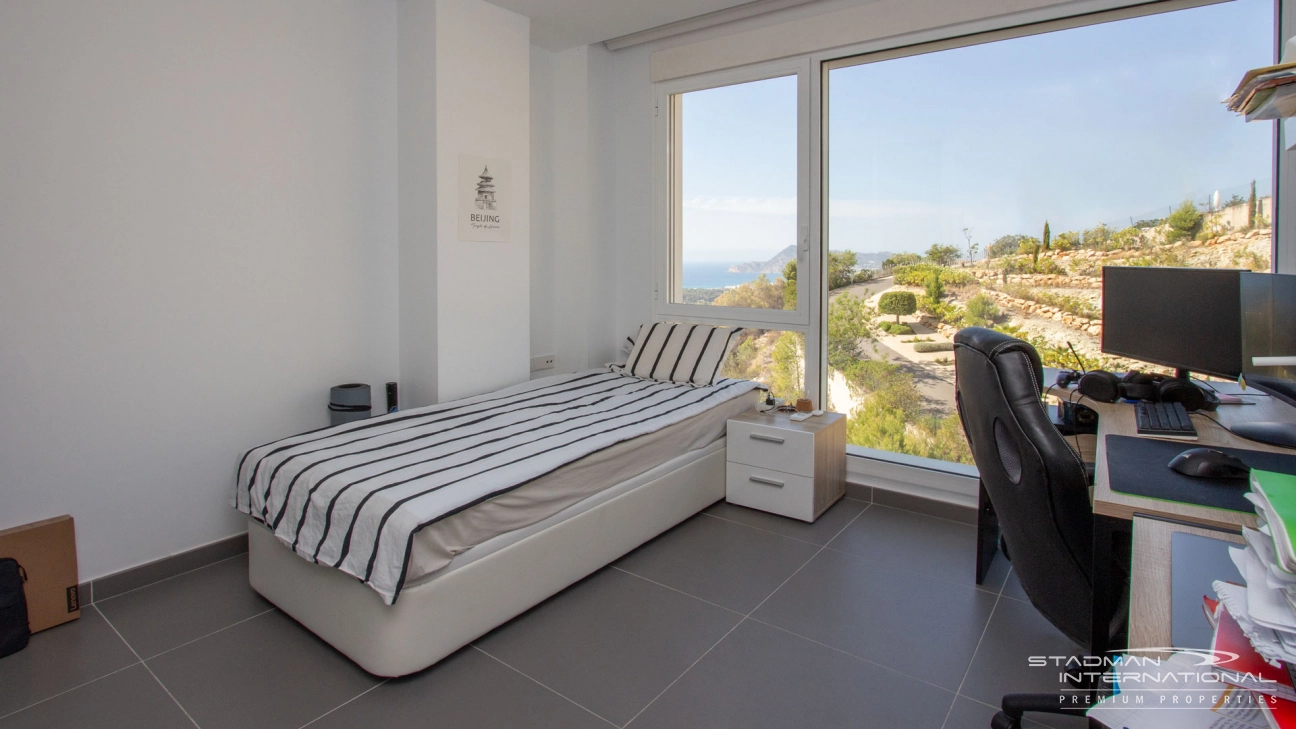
474, 166, 497, 210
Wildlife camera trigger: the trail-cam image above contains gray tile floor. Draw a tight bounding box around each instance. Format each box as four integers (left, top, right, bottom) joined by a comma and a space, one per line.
0, 499, 1090, 729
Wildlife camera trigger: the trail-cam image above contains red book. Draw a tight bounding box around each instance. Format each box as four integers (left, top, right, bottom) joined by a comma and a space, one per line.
1213, 606, 1296, 703
1263, 695, 1296, 729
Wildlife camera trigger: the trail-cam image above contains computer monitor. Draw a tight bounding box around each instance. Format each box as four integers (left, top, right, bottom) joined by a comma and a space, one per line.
1101, 267, 1245, 380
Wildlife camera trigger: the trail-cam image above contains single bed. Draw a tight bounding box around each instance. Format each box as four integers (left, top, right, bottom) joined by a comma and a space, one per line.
237, 368, 758, 676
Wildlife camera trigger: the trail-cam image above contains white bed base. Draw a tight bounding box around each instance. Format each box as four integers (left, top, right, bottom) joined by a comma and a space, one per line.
248, 443, 726, 677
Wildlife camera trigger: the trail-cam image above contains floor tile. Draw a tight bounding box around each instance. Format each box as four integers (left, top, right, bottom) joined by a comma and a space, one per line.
95, 554, 271, 658
475, 567, 741, 726
615, 514, 821, 613
1001, 566, 1030, 602
957, 596, 1086, 725
703, 497, 868, 545
308, 647, 612, 729
942, 695, 1089, 729
0, 607, 139, 718
752, 548, 997, 690
146, 609, 379, 729
0, 664, 192, 729
827, 504, 1009, 592
629, 619, 953, 729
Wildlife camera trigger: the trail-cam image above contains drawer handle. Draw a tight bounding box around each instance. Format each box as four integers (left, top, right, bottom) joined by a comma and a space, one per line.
749, 433, 785, 444
749, 475, 785, 487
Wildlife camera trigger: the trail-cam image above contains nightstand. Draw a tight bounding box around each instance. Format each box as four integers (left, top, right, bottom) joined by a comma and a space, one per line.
725, 410, 847, 522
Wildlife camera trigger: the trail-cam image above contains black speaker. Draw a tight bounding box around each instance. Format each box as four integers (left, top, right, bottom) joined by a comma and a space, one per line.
386, 382, 398, 414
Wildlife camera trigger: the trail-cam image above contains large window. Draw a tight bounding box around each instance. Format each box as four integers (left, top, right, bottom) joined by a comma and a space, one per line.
660, 0, 1276, 468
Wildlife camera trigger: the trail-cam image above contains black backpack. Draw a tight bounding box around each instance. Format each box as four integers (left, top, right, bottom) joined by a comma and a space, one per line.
0, 558, 30, 658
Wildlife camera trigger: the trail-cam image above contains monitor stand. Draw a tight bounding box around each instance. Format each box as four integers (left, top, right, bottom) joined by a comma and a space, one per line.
1231, 422, 1296, 449
1234, 376, 1296, 449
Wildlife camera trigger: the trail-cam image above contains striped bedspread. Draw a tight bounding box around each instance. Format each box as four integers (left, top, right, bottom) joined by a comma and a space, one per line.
233, 369, 760, 604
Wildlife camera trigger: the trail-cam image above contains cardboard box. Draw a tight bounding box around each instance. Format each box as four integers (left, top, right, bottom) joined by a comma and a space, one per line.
0, 516, 79, 632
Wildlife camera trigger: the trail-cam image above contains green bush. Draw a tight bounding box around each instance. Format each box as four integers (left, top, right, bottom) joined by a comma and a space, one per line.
964, 293, 1000, 326
878, 321, 914, 335
893, 264, 974, 287
924, 272, 945, 301
1166, 200, 1203, 243
913, 341, 954, 353
852, 269, 875, 284
877, 290, 917, 323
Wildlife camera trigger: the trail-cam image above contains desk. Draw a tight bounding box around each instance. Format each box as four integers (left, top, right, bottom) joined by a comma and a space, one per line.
1031, 370, 1296, 660
1127, 516, 1244, 655
1042, 369, 1296, 532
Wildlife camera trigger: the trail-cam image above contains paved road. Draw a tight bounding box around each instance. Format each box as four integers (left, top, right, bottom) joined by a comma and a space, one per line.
828, 275, 957, 416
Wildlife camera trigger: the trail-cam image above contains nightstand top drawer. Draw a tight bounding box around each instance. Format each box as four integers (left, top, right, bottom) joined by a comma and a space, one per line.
727, 418, 815, 477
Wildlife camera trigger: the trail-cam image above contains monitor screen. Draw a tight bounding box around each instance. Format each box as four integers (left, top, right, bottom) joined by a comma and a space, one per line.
1102, 267, 1243, 379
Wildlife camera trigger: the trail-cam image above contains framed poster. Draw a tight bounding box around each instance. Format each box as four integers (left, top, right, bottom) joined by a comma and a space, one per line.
458, 154, 510, 243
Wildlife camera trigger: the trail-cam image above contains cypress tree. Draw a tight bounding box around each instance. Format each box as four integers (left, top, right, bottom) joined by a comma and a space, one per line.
1042, 221, 1051, 251
1248, 181, 1257, 231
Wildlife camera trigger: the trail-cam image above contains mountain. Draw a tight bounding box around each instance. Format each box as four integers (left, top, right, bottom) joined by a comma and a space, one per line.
728, 245, 797, 274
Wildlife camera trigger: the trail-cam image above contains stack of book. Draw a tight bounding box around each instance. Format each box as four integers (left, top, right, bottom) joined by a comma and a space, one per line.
1227, 63, 1296, 121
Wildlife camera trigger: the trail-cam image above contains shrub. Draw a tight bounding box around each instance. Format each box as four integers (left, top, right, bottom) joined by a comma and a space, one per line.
852, 269, 875, 284
964, 293, 1000, 326
913, 342, 954, 353
878, 321, 914, 335
1166, 200, 1204, 243
1034, 258, 1066, 275
924, 272, 945, 301
877, 290, 917, 323
893, 264, 974, 287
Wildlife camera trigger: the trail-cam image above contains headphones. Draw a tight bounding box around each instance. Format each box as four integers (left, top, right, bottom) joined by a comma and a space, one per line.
1076, 370, 1218, 412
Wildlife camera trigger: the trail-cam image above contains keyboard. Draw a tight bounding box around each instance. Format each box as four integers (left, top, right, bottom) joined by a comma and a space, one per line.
1135, 401, 1198, 440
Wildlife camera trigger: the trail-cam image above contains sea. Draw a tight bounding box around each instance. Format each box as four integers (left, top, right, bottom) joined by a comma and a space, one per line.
682, 262, 764, 290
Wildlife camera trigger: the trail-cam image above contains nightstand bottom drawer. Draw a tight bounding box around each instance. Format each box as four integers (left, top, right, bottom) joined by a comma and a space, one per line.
725, 463, 815, 522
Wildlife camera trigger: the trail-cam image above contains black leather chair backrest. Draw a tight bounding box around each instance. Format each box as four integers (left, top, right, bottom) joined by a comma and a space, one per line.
954, 327, 1093, 646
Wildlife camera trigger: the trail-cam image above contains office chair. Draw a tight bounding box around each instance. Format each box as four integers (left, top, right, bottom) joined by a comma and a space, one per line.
953, 327, 1125, 729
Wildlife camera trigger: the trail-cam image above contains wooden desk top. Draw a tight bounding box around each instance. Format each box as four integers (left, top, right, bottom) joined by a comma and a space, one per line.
1043, 368, 1296, 531
1128, 516, 1244, 653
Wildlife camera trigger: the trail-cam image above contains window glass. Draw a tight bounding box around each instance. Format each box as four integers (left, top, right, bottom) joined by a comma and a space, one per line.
673, 75, 799, 310
825, 0, 1274, 465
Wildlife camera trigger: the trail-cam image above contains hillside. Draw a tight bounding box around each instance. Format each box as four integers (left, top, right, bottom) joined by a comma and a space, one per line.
728, 245, 797, 274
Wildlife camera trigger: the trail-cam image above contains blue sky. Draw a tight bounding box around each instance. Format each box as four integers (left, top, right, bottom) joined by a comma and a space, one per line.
680, 0, 1275, 264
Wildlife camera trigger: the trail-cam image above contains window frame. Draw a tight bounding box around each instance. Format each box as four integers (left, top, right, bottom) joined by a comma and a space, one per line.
652, 0, 1280, 490
652, 57, 817, 332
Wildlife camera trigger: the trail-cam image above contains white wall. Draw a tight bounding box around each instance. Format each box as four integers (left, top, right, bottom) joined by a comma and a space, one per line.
0, 0, 399, 580
434, 0, 531, 401
529, 44, 621, 375
399, 0, 441, 407
530, 46, 557, 373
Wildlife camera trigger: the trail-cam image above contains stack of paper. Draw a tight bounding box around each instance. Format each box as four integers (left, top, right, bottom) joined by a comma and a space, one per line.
1213, 471, 1296, 666
1227, 63, 1296, 120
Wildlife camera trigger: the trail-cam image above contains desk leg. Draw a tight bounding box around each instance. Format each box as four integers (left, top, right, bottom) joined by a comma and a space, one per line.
1089, 514, 1129, 695
976, 480, 1000, 585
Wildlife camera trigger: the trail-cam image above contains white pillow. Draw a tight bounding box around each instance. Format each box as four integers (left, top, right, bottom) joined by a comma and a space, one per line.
617, 322, 743, 385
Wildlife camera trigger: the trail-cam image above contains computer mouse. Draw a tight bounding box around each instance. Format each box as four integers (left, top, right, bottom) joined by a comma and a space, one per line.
1167, 448, 1251, 479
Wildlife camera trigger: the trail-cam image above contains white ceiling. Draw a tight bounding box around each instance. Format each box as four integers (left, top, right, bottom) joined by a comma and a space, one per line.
487, 0, 760, 51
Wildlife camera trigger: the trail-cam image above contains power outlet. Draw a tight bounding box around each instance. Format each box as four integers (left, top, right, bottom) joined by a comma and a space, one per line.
530, 354, 556, 372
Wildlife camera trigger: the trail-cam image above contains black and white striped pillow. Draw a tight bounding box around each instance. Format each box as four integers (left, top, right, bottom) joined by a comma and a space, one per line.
616, 322, 743, 386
